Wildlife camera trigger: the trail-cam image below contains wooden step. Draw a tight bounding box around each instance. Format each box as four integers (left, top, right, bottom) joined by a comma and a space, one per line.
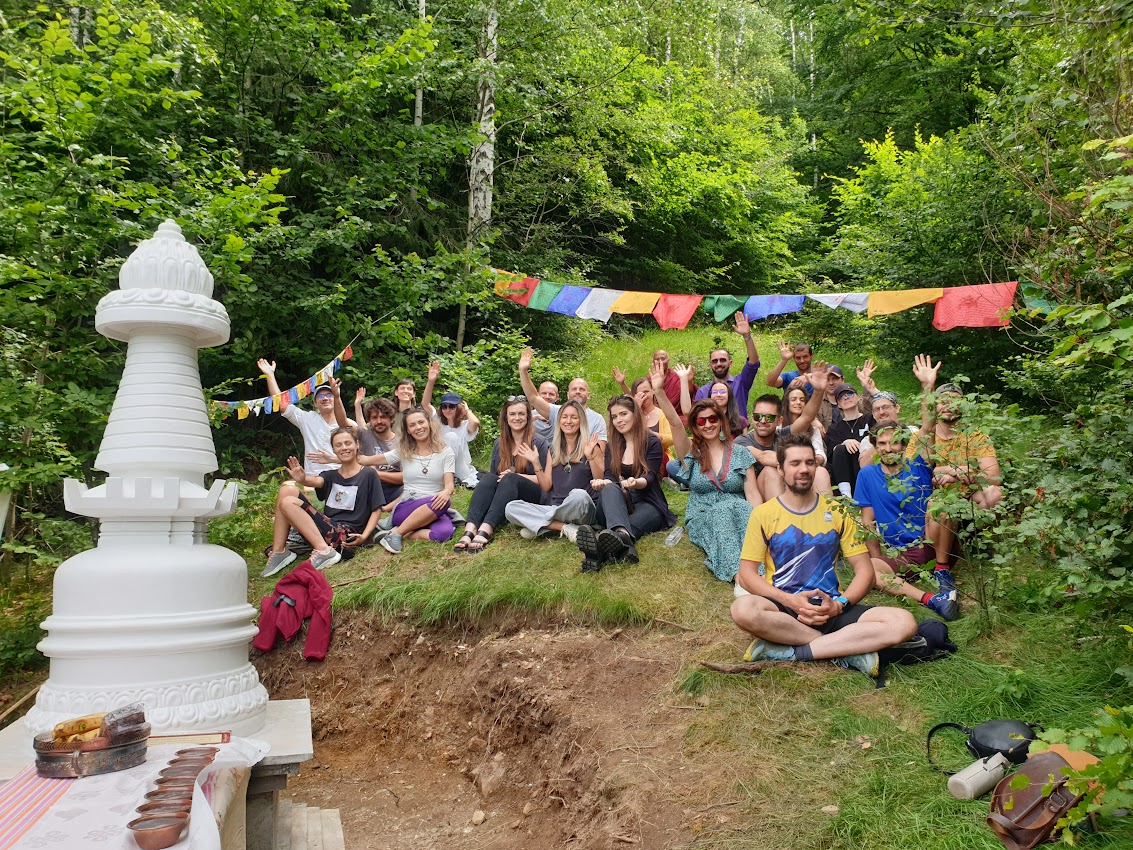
272, 800, 344, 850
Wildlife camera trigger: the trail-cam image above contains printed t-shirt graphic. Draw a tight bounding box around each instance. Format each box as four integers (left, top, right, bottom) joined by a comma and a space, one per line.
740, 495, 867, 597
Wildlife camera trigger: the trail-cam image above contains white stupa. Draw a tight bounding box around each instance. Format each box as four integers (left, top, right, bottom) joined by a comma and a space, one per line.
25, 220, 268, 735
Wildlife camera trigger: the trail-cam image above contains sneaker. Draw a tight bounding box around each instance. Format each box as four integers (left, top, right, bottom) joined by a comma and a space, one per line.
934, 569, 957, 591
925, 590, 959, 621
742, 639, 795, 662
832, 651, 880, 678
377, 515, 394, 532
520, 527, 538, 540
560, 523, 579, 543
379, 532, 403, 554
310, 548, 342, 571
262, 550, 296, 578
575, 525, 601, 559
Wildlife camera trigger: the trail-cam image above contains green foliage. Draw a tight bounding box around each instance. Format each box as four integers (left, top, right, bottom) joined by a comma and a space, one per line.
206, 474, 281, 564
0, 590, 48, 679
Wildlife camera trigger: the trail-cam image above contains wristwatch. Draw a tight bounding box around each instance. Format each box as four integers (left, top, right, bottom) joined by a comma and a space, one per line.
834, 594, 852, 610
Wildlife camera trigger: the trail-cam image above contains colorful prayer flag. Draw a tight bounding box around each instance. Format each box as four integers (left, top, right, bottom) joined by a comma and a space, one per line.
575, 289, 625, 323
743, 294, 806, 321
652, 294, 704, 330
342, 345, 353, 361
547, 285, 592, 316
289, 387, 299, 404
264, 396, 274, 415
237, 403, 249, 420
932, 282, 1018, 330
807, 293, 870, 314
702, 295, 747, 323
610, 291, 661, 314
527, 281, 564, 312
867, 288, 944, 317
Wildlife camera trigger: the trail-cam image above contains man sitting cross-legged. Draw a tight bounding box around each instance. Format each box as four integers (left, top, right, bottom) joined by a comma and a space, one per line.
856, 355, 958, 621
731, 433, 917, 678
263, 427, 385, 577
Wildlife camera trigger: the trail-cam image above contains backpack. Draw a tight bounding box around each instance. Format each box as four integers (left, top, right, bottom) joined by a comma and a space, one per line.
874, 619, 957, 688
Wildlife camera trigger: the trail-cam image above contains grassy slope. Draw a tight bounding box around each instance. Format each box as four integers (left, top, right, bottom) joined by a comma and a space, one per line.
245, 322, 1130, 849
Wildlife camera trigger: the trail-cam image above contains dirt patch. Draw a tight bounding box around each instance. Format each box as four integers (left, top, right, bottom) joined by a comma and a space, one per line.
255, 612, 733, 849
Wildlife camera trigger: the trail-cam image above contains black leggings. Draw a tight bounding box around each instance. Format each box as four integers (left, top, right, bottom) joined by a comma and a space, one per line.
466, 472, 543, 530
830, 443, 862, 491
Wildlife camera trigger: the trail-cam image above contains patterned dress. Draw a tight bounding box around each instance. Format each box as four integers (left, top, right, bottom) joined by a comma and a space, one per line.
682, 443, 759, 581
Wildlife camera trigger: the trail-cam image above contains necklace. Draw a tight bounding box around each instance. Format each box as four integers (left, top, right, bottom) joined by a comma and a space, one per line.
417, 454, 432, 476
564, 462, 572, 473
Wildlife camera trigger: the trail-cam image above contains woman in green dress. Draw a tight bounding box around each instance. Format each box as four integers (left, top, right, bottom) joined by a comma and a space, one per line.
652, 366, 762, 584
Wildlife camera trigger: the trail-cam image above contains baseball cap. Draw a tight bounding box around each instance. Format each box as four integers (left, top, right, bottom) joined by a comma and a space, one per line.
313, 384, 333, 396
834, 383, 857, 400
440, 392, 463, 406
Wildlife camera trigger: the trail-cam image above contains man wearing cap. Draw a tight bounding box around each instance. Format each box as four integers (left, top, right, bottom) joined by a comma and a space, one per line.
825, 382, 875, 498
258, 359, 355, 475
906, 382, 1003, 579
518, 348, 608, 444
693, 312, 761, 416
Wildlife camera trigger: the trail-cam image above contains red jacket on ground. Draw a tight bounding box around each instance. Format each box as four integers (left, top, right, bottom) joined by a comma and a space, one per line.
253, 561, 333, 661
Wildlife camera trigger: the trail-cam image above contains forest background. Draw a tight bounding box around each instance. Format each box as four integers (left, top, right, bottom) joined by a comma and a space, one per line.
1, 0, 1132, 829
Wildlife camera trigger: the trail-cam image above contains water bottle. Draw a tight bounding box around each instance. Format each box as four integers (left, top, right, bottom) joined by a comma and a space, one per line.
664, 524, 684, 547
948, 753, 1010, 800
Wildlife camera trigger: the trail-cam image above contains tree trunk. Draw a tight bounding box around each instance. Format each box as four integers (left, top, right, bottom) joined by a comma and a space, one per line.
460, 3, 497, 351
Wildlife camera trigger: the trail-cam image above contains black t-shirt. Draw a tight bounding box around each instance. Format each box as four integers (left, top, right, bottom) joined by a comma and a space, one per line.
825, 414, 874, 457
548, 460, 593, 504
315, 467, 385, 532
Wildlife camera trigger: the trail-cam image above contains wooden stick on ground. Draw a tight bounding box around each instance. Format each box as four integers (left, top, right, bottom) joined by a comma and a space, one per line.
698, 660, 798, 675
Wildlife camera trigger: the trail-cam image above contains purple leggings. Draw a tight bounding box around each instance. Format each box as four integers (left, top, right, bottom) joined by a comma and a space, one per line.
391, 495, 454, 542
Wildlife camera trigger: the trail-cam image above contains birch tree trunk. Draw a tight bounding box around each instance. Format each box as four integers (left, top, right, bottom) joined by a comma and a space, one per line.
460, 3, 497, 351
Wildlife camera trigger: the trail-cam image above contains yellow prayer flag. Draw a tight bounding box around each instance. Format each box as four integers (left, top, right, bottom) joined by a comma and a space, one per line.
237, 404, 249, 420
867, 288, 944, 317
610, 291, 662, 314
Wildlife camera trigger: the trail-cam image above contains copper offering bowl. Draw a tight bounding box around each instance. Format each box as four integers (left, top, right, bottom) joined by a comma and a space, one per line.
143, 789, 193, 804
136, 801, 191, 817
127, 812, 189, 850
175, 746, 219, 758
153, 775, 197, 790
158, 765, 203, 779
169, 755, 213, 769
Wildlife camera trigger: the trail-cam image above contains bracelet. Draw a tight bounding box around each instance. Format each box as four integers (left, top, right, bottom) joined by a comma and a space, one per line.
834, 594, 852, 609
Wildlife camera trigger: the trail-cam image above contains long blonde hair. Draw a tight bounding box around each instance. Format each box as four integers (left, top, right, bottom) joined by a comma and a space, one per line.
550, 400, 590, 467
399, 408, 447, 458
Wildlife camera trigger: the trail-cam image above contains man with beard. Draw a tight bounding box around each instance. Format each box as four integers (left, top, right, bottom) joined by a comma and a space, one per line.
857, 390, 916, 467
765, 340, 815, 396
693, 312, 761, 417
905, 383, 1002, 583
731, 433, 917, 678
519, 348, 608, 444
856, 355, 958, 620
258, 360, 354, 474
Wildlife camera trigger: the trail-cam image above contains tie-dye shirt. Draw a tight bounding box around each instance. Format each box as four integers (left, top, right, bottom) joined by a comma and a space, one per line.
740, 495, 868, 597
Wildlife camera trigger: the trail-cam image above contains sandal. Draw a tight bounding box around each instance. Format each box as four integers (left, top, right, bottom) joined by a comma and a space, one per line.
467, 531, 493, 553
453, 531, 475, 552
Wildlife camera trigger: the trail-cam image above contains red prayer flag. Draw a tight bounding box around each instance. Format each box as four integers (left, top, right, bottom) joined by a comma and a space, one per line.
652, 294, 704, 330
932, 282, 1018, 330
494, 272, 538, 307
342, 345, 353, 362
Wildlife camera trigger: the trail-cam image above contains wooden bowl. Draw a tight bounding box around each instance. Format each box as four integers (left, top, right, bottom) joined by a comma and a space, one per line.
127, 812, 188, 850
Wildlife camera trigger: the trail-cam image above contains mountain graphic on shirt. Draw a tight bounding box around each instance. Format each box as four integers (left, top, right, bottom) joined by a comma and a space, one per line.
767, 525, 840, 594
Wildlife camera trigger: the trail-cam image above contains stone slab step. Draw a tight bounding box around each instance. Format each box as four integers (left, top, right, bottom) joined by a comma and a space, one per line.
274, 799, 344, 850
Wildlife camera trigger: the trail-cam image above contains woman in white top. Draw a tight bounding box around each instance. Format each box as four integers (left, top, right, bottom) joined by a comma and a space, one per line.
783, 386, 828, 466
422, 361, 480, 487
361, 408, 455, 554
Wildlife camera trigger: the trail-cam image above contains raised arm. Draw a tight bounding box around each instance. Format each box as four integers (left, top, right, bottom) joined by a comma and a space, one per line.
420, 360, 441, 416
463, 403, 481, 436
735, 312, 759, 366
257, 358, 283, 398
353, 386, 367, 424
765, 341, 793, 389
676, 363, 695, 418
519, 348, 552, 420
517, 442, 551, 492
583, 434, 605, 479
612, 365, 630, 396
329, 376, 349, 427
651, 362, 690, 458
789, 360, 830, 434
286, 456, 323, 489
912, 354, 940, 463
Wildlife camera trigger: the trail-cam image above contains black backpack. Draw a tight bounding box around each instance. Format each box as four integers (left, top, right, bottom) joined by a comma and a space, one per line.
874, 619, 957, 688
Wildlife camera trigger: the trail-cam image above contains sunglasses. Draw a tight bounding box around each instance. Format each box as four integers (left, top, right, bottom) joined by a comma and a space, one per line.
506, 395, 526, 403
752, 413, 778, 423
440, 403, 457, 409
695, 414, 720, 427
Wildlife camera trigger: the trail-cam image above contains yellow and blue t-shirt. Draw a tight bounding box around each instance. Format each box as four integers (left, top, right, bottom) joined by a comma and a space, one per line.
740, 495, 867, 596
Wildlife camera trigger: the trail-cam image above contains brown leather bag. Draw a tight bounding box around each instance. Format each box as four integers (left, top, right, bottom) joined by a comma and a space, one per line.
987, 751, 1085, 850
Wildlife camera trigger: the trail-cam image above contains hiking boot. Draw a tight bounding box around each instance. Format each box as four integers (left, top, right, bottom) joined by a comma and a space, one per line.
379, 532, 403, 554
580, 557, 603, 574
925, 590, 959, 621
575, 525, 602, 559
742, 639, 795, 662
934, 569, 957, 591
262, 550, 296, 578
596, 529, 636, 563
310, 548, 342, 571
560, 523, 580, 543
832, 651, 880, 678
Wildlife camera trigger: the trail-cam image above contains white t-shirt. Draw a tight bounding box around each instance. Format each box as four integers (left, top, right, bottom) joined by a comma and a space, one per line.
282, 407, 345, 474
548, 403, 608, 441
381, 446, 457, 500
439, 420, 479, 486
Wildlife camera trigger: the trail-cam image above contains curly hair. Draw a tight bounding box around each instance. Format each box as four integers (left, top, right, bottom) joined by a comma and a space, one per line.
398, 408, 447, 458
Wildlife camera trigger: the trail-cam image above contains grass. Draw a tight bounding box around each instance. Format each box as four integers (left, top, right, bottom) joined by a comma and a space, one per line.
240, 320, 1133, 849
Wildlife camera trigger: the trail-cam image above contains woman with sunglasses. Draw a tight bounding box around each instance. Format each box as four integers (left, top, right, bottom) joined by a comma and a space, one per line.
574, 392, 676, 571
360, 407, 455, 553
653, 366, 761, 584
453, 396, 546, 552
422, 361, 481, 488
783, 385, 828, 466
504, 400, 604, 541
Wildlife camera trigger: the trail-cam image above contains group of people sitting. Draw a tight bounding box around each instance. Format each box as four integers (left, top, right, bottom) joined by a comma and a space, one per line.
257, 312, 1003, 675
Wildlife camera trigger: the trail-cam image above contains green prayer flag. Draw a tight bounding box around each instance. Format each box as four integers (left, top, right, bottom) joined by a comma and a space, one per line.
527, 280, 564, 312
703, 295, 748, 322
